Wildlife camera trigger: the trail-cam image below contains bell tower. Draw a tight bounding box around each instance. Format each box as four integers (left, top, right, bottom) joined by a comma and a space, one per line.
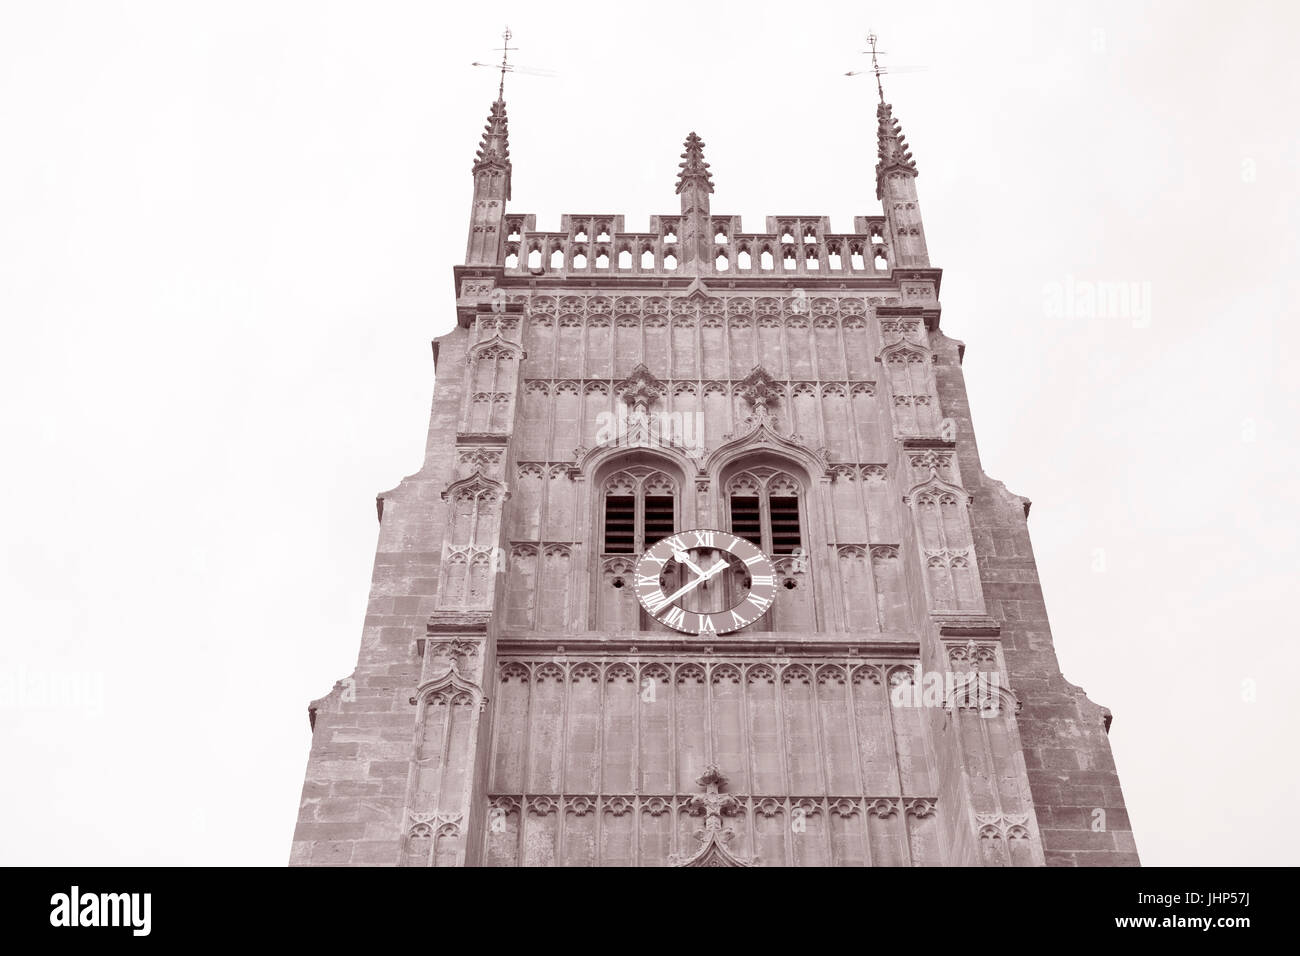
290, 41, 1138, 867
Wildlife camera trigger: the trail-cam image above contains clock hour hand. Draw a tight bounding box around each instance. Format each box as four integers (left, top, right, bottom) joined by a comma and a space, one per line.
673, 549, 707, 578
660, 554, 729, 605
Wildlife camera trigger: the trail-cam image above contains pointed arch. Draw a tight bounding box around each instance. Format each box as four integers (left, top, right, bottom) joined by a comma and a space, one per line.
942, 676, 1022, 717
902, 471, 969, 505
878, 337, 931, 364
441, 470, 509, 505
468, 331, 525, 359
415, 668, 484, 703
703, 419, 829, 480
574, 425, 702, 479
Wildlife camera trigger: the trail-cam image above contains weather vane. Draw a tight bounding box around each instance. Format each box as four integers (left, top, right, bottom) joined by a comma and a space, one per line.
844, 31, 926, 101
471, 26, 557, 97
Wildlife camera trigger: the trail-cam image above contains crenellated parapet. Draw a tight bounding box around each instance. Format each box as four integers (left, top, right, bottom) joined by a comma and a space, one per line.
498, 212, 895, 278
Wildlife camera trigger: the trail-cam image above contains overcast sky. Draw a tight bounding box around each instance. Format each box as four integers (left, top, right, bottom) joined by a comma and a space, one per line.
1, 0, 1297, 866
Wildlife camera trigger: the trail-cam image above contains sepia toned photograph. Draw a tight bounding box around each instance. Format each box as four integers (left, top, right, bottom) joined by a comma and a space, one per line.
1, 0, 1294, 936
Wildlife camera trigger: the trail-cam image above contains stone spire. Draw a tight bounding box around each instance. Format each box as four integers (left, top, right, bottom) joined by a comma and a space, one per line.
874, 101, 917, 201
472, 98, 512, 198
874, 101, 928, 268
464, 97, 512, 265
675, 132, 714, 275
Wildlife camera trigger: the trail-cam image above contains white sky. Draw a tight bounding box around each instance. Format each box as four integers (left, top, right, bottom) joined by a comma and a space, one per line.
1, 0, 1296, 866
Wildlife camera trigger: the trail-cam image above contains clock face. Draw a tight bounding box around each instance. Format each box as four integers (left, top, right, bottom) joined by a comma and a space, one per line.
634, 529, 777, 635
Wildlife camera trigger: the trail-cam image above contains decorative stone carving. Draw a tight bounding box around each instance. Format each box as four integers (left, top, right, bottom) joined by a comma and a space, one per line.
908, 449, 952, 477
735, 365, 780, 424
457, 447, 504, 478
616, 363, 666, 414
670, 766, 752, 868
947, 640, 998, 669
423, 639, 482, 680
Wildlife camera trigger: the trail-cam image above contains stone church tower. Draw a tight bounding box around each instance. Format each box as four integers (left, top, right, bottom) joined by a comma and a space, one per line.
290, 84, 1138, 867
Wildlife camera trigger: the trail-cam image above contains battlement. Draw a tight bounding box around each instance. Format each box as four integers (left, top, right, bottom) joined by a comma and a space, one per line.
499, 212, 894, 278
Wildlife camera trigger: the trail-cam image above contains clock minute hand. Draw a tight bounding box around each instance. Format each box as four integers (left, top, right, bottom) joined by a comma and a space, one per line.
660, 573, 707, 606
660, 555, 729, 605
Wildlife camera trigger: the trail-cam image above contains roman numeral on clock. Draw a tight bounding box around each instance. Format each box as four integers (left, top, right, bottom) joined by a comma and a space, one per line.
692, 530, 715, 548
661, 606, 686, 630
635, 574, 659, 589
644, 590, 675, 613
750, 574, 774, 588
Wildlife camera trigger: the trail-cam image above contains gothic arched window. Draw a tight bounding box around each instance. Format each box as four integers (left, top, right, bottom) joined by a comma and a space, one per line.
724, 467, 804, 555
601, 466, 678, 555
596, 464, 681, 632
723, 465, 812, 630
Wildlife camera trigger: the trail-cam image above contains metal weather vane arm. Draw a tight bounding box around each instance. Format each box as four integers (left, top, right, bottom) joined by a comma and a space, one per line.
471, 62, 559, 78
470, 25, 557, 98
844, 31, 927, 100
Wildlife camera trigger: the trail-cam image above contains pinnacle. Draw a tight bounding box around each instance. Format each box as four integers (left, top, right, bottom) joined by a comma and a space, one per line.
875, 101, 917, 199
473, 98, 511, 171
675, 131, 714, 195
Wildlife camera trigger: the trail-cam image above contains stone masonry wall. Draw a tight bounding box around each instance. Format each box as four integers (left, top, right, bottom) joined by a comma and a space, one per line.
931, 329, 1139, 866
289, 325, 472, 866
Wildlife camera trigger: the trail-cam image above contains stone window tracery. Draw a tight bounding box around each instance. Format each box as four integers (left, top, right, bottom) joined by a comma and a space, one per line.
909, 482, 984, 613
462, 343, 520, 434
601, 466, 677, 555
883, 344, 938, 436
725, 467, 804, 556
723, 465, 810, 630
